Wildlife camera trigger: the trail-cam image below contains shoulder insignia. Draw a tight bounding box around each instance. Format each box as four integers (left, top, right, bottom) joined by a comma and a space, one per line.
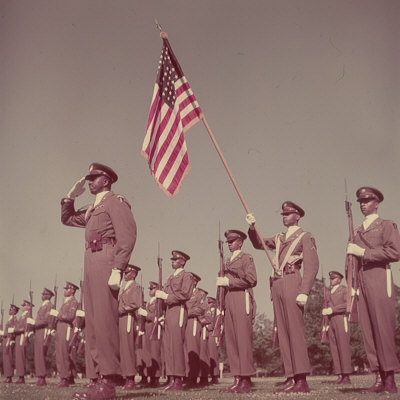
117, 195, 126, 203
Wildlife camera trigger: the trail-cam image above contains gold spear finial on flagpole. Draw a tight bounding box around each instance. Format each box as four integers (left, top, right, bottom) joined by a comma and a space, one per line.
155, 19, 163, 32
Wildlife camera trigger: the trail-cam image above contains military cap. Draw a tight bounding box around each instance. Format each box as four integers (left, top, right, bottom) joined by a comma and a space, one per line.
329, 270, 344, 280
191, 272, 202, 282
280, 201, 305, 217
85, 162, 118, 183
125, 264, 141, 272
170, 250, 190, 261
10, 304, 19, 312
64, 281, 79, 291
224, 229, 247, 242
356, 187, 384, 203
42, 288, 55, 297
149, 281, 159, 290
207, 297, 216, 303
198, 288, 208, 295
22, 300, 34, 307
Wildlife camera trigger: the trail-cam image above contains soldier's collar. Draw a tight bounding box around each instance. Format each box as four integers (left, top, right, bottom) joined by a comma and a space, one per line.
94, 190, 110, 207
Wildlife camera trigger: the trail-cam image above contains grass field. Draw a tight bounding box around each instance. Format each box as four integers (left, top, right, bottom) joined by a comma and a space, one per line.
0, 375, 399, 400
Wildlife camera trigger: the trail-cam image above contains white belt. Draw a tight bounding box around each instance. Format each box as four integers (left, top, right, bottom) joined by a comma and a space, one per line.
245, 290, 250, 315
66, 325, 71, 341
127, 314, 132, 333
202, 326, 207, 341
179, 305, 184, 327
193, 319, 197, 336
387, 266, 392, 298
344, 315, 348, 333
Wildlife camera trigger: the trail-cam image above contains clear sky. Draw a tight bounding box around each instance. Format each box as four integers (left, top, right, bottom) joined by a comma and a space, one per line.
1, 0, 399, 319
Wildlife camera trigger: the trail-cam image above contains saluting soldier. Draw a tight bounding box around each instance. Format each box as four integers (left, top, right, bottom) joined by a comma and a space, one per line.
216, 229, 257, 393
14, 300, 33, 384
247, 202, 319, 393
61, 162, 137, 400
33, 288, 54, 386
144, 281, 162, 387
198, 289, 212, 386
55, 282, 79, 387
2, 304, 19, 383
206, 297, 219, 385
155, 250, 196, 391
346, 187, 400, 393
118, 264, 143, 391
322, 271, 352, 384
184, 273, 207, 388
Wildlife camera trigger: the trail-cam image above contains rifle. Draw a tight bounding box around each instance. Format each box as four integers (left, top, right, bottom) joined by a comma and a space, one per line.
345, 179, 359, 323
23, 280, 34, 346
69, 273, 85, 352
43, 274, 58, 351
321, 267, 329, 344
212, 223, 225, 342
150, 243, 163, 340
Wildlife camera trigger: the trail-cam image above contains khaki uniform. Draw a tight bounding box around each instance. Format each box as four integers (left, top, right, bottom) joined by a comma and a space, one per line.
184, 289, 207, 379
249, 228, 319, 378
15, 312, 28, 377
326, 285, 352, 375
118, 280, 141, 377
61, 192, 137, 376
34, 300, 53, 377
353, 218, 400, 372
56, 296, 78, 379
164, 270, 195, 377
224, 252, 257, 377
2, 316, 17, 378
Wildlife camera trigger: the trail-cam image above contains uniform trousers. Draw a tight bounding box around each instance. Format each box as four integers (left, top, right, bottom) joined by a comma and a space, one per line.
271, 271, 310, 378
34, 328, 47, 377
84, 244, 120, 377
328, 314, 352, 375
358, 266, 400, 372
224, 290, 255, 376
15, 334, 26, 377
55, 322, 73, 379
164, 304, 187, 377
119, 314, 137, 377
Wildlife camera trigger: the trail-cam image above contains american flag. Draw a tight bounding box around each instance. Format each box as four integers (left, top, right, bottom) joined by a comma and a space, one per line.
142, 35, 202, 197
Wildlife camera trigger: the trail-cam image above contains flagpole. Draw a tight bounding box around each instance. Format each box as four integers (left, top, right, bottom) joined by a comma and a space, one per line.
200, 115, 274, 267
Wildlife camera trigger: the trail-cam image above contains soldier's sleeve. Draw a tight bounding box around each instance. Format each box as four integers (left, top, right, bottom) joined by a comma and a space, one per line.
165, 272, 195, 306
227, 254, 257, 289
188, 294, 206, 318
248, 228, 276, 250
363, 220, 400, 264
298, 233, 319, 295
108, 195, 137, 271
61, 198, 87, 227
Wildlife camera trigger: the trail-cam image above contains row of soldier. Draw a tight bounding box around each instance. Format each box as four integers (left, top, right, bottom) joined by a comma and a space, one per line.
0, 270, 221, 389
3, 162, 399, 399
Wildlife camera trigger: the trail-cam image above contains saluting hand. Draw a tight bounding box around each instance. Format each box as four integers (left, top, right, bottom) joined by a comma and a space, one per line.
67, 176, 86, 199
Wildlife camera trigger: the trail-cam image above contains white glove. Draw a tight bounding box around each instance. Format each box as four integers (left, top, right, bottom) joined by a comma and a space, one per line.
322, 307, 333, 315
296, 293, 308, 306
216, 308, 222, 316
246, 213, 256, 226
138, 307, 148, 317
0, 330, 4, 336
138, 331, 145, 337
155, 290, 168, 300
28, 331, 34, 337
76, 310, 85, 317
216, 276, 229, 287
49, 309, 59, 317
27, 318, 35, 325
50, 329, 56, 336
67, 176, 86, 199
108, 268, 122, 290
347, 243, 365, 257
8, 327, 15, 334
158, 315, 165, 323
